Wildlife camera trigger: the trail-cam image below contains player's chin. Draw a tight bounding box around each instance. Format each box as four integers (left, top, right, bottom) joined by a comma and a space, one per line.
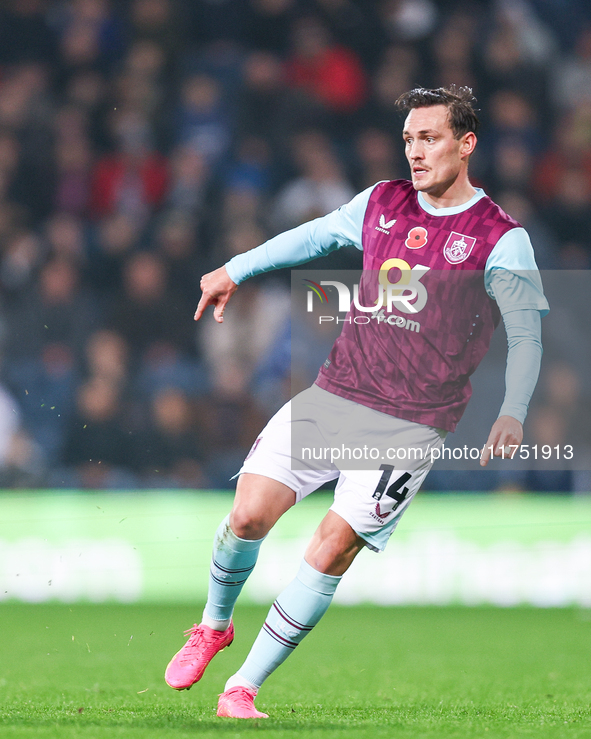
411, 175, 429, 191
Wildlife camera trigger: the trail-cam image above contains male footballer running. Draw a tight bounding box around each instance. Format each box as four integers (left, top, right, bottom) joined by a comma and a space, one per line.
164, 86, 548, 718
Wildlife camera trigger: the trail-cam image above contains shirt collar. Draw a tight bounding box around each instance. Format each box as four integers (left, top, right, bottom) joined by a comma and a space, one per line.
417, 188, 486, 216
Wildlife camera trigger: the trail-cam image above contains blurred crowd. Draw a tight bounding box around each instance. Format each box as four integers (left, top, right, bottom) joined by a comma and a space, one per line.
0, 0, 589, 491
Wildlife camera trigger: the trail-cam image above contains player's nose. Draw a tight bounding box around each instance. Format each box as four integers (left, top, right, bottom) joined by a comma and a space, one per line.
408, 142, 424, 159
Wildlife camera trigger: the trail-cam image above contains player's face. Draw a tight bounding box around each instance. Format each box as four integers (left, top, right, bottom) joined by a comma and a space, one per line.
403, 105, 471, 198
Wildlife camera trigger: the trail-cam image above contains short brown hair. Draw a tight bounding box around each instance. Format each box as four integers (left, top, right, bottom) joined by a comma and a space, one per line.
395, 85, 480, 139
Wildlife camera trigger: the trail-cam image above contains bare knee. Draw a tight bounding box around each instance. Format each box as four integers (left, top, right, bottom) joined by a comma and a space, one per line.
305, 511, 365, 576
229, 473, 296, 540
229, 503, 268, 540
305, 535, 360, 575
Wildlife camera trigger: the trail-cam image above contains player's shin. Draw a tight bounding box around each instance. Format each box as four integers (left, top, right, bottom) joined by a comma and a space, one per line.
225, 558, 341, 690
203, 514, 265, 630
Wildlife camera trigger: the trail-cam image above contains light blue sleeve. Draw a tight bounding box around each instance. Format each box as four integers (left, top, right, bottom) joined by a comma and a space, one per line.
484, 228, 549, 316
225, 185, 376, 284
498, 309, 542, 424
484, 228, 548, 423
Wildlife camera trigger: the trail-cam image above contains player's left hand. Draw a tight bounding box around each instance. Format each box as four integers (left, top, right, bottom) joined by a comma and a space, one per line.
480, 415, 523, 467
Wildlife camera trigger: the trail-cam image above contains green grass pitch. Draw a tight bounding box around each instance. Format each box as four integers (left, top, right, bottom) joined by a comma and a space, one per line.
1, 603, 590, 738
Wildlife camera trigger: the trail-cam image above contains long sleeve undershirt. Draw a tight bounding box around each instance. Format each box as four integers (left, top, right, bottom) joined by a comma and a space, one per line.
495, 307, 542, 424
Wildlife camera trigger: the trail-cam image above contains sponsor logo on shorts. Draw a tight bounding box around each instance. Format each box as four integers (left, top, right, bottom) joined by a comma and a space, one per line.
373, 502, 391, 519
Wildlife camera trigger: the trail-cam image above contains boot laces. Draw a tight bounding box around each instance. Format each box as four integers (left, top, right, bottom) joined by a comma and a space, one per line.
227, 687, 257, 708
180, 624, 209, 660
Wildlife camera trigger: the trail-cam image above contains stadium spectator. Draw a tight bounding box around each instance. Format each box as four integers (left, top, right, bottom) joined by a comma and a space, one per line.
480, 3, 552, 106
60, 376, 135, 489
0, 378, 43, 488
54, 0, 126, 77
175, 73, 232, 167
480, 90, 542, 196
129, 0, 182, 61
0, 0, 57, 66
165, 145, 210, 218
533, 106, 591, 203
152, 212, 203, 317
54, 133, 94, 215
353, 126, 402, 191
89, 107, 169, 221
0, 63, 55, 221
285, 15, 368, 115
243, 0, 298, 56
83, 328, 129, 388
235, 51, 294, 162
0, 226, 43, 299
134, 340, 208, 402
5, 341, 78, 461
130, 386, 208, 488
86, 212, 142, 298
551, 25, 591, 109
378, 0, 438, 43
107, 251, 196, 365
366, 44, 422, 132
200, 278, 290, 398
270, 130, 355, 232
540, 167, 591, 259
495, 191, 558, 270
43, 212, 88, 266
430, 10, 478, 91
5, 256, 98, 362
313, 0, 385, 69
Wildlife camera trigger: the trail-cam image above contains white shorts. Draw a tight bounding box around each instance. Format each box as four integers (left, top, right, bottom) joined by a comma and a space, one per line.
239, 385, 446, 552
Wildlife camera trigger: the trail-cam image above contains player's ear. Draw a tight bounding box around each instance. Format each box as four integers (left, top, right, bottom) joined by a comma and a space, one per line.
461, 132, 477, 159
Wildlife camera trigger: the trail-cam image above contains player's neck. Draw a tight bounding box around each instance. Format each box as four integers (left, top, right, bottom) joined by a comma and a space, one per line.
420, 176, 477, 210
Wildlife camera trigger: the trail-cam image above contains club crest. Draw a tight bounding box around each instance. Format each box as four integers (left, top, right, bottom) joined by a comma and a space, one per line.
443, 232, 476, 264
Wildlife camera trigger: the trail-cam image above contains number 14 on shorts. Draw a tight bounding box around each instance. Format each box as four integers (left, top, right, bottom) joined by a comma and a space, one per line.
372, 464, 413, 515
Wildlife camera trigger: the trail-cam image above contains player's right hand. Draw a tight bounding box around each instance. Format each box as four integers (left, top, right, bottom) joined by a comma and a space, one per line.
480, 415, 523, 467
194, 266, 238, 323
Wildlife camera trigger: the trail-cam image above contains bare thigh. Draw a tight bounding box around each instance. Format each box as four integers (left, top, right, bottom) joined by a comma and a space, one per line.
229, 472, 297, 540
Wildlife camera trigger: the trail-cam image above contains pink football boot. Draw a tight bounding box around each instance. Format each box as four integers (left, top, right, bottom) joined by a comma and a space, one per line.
165, 622, 234, 690
217, 686, 269, 719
